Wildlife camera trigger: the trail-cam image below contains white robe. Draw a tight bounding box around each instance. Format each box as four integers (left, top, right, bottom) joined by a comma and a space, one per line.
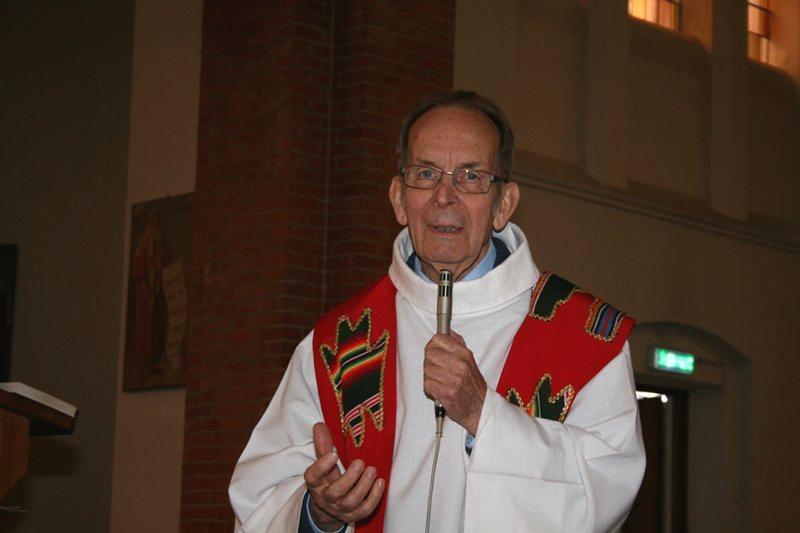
229, 223, 645, 532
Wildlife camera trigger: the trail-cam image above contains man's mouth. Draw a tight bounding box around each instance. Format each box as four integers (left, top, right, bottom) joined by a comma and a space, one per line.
430, 225, 463, 234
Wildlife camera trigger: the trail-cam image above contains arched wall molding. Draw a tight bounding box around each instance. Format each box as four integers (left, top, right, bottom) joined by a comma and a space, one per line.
629, 321, 753, 532
630, 320, 750, 387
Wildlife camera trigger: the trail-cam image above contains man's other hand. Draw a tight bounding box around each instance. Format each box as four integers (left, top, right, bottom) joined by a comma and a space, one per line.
303, 422, 385, 531
423, 330, 487, 435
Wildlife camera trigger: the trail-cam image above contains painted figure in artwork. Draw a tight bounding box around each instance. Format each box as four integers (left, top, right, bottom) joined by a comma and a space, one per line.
130, 207, 173, 383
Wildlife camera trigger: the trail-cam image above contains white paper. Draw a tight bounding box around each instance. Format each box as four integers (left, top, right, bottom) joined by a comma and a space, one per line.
161, 259, 188, 372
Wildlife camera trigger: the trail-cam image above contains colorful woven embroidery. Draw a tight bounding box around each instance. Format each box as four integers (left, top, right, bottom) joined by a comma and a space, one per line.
320, 309, 389, 447
506, 374, 574, 422
585, 298, 626, 342
529, 273, 580, 321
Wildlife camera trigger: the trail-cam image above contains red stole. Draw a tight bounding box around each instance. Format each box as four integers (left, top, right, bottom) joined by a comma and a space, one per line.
312, 272, 634, 532
312, 276, 398, 532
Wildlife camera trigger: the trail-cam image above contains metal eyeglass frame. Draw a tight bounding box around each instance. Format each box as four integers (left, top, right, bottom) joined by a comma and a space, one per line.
400, 164, 509, 194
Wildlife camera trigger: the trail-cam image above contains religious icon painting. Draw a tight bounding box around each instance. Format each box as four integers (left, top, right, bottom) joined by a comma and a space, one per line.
123, 193, 193, 391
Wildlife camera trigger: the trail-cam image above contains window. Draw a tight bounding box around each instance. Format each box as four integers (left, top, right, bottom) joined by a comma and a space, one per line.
747, 0, 770, 63
629, 0, 681, 31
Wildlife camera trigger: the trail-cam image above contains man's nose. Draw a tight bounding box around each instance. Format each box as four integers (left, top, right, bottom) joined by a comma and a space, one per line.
432, 173, 459, 206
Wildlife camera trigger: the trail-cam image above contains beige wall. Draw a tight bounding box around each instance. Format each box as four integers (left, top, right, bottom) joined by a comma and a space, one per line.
0, 1, 200, 530
682, 0, 713, 50
747, 63, 798, 223
0, 1, 133, 530
457, 0, 799, 529
629, 24, 709, 199
513, 0, 585, 168
109, 1, 202, 532
455, 0, 586, 169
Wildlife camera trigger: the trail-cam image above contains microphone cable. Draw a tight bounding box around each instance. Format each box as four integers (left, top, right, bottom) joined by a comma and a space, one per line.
425, 269, 452, 533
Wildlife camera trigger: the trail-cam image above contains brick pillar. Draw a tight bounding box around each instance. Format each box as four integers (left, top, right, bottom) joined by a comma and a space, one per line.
181, 1, 332, 529
326, 0, 455, 304
182, 1, 453, 530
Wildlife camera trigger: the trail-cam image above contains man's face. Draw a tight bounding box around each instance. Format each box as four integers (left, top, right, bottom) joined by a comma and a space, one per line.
389, 106, 519, 280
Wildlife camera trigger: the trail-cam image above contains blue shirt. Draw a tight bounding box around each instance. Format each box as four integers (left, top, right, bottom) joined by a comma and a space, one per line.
411, 239, 497, 283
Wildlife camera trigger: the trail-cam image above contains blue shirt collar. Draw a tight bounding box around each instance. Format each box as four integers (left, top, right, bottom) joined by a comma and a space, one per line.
412, 239, 497, 283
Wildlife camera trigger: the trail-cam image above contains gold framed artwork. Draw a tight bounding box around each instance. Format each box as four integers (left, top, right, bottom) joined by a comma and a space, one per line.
124, 193, 193, 391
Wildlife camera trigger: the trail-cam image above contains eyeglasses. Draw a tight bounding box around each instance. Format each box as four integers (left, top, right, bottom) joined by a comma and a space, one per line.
400, 165, 508, 194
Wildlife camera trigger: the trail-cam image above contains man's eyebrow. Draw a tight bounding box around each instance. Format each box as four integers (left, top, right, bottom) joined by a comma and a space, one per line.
454, 161, 483, 170
413, 158, 486, 169
413, 158, 440, 167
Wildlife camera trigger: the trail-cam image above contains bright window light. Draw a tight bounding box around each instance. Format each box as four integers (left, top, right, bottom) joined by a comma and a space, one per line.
629, 0, 681, 31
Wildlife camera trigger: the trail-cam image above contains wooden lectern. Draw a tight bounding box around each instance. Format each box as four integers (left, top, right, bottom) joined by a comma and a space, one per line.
0, 383, 77, 500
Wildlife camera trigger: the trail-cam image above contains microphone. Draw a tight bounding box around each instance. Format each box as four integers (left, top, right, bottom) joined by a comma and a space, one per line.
434, 270, 452, 421
426, 269, 453, 533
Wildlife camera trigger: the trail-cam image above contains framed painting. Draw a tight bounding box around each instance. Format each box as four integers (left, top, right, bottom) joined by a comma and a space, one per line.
123, 193, 193, 390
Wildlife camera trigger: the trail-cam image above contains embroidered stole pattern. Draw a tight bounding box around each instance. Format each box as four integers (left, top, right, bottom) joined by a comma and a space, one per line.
496, 272, 634, 422
312, 272, 634, 531
313, 277, 397, 533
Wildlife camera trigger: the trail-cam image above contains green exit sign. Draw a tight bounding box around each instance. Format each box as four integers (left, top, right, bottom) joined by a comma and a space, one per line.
652, 348, 695, 375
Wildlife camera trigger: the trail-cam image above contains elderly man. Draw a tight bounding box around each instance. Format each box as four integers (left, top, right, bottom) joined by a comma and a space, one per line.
229, 92, 645, 532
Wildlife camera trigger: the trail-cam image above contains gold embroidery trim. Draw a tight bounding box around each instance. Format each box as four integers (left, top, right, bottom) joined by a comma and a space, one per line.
318, 307, 390, 448
505, 373, 575, 423
584, 298, 625, 343
528, 273, 581, 321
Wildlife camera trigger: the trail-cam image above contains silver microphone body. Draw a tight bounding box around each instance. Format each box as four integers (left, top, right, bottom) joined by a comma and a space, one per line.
435, 270, 453, 420
436, 270, 452, 335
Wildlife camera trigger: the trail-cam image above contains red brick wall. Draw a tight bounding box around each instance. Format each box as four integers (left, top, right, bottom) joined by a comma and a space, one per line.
326, 1, 455, 304
182, 1, 453, 530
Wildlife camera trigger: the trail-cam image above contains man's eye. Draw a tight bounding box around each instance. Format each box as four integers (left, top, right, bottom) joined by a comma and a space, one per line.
417, 168, 436, 179
464, 172, 480, 181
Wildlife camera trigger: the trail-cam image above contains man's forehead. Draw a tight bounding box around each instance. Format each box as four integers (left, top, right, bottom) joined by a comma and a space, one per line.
407, 106, 499, 163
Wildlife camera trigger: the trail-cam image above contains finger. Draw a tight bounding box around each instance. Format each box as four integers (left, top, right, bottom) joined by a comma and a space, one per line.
322, 460, 343, 485
313, 422, 334, 458
304, 452, 339, 487
338, 466, 377, 512
323, 459, 366, 501
423, 378, 439, 403
426, 361, 470, 393
425, 346, 463, 370
344, 478, 386, 522
423, 371, 450, 402
426, 333, 454, 350
426, 334, 469, 358
449, 330, 466, 346
423, 359, 450, 384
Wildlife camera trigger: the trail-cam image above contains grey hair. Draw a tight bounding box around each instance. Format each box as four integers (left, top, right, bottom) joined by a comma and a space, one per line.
395, 90, 515, 179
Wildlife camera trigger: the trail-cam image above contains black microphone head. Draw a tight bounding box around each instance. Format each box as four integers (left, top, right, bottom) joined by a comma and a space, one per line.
438, 269, 452, 297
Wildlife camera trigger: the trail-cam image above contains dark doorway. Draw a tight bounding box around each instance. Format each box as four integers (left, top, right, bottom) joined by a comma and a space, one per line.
623, 388, 687, 532
0, 244, 17, 381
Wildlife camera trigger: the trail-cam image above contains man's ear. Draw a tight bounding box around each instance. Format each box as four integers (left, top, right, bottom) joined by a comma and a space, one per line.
389, 177, 408, 226
492, 181, 520, 231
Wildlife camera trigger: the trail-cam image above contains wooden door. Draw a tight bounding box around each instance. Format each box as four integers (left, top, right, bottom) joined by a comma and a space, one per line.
623, 397, 663, 532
